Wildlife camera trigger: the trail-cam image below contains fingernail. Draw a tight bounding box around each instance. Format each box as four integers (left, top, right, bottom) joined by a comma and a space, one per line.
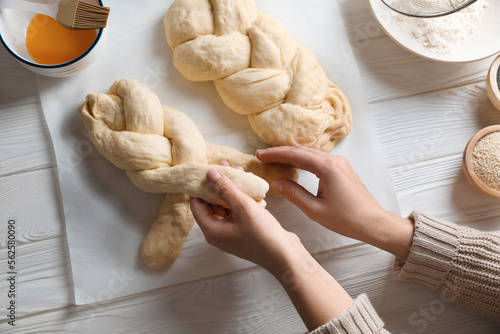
207, 169, 222, 182
272, 180, 284, 193
256, 149, 263, 155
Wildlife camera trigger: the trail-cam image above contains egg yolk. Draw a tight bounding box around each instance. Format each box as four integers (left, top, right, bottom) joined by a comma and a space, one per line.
26, 14, 97, 65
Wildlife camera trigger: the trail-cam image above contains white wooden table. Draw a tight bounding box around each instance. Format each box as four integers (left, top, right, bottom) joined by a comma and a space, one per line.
1, 1, 500, 333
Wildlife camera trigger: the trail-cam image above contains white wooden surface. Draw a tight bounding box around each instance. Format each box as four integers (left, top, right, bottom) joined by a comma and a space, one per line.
1, 0, 500, 333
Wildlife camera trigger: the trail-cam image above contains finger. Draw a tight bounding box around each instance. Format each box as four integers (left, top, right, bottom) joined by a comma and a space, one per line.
235, 166, 244, 171
212, 204, 228, 217
257, 146, 330, 159
292, 146, 332, 158
271, 178, 318, 214
206, 169, 252, 211
256, 146, 329, 177
190, 198, 231, 245
190, 197, 217, 225
219, 160, 230, 167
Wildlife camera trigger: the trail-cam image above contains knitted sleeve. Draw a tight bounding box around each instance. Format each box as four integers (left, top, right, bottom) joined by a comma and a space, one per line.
308, 294, 390, 334
394, 211, 500, 321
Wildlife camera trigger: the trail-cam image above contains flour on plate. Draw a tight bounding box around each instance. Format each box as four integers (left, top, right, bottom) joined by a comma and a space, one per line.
394, 0, 488, 54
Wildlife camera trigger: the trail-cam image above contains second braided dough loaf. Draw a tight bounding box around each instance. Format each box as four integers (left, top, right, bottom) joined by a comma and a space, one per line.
164, 0, 352, 152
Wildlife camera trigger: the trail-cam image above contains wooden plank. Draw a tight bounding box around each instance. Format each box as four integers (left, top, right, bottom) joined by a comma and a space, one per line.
372, 82, 500, 169
390, 152, 500, 219
1, 242, 498, 333
370, 82, 500, 219
0, 103, 55, 177
0, 168, 63, 247
355, 38, 495, 103
0, 238, 72, 319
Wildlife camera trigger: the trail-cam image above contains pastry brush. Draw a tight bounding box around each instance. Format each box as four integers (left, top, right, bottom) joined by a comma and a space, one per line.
0, 0, 110, 30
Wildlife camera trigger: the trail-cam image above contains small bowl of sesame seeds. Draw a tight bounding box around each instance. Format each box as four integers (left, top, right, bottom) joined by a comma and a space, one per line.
463, 125, 500, 199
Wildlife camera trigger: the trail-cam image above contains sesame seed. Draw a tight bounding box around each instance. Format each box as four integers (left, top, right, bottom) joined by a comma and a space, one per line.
472, 131, 500, 192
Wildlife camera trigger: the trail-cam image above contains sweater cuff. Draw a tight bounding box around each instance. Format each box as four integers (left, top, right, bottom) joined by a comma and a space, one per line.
308, 294, 386, 334
393, 211, 460, 291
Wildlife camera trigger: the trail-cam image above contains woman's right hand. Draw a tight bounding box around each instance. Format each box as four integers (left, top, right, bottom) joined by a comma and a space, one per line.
256, 146, 414, 260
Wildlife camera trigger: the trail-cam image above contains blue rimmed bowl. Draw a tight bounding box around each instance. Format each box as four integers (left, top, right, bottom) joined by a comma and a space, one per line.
0, 0, 106, 77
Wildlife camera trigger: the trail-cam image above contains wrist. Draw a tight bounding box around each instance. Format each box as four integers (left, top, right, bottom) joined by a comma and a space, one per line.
265, 240, 313, 281
367, 210, 414, 260
270, 242, 355, 331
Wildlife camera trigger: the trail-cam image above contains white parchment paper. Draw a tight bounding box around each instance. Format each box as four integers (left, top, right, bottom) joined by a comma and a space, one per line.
37, 0, 400, 305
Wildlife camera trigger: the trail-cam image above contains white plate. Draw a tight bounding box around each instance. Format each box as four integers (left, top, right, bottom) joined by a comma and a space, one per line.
368, 0, 500, 62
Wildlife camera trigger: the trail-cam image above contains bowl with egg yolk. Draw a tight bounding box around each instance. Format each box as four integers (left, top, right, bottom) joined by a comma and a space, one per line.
0, 0, 106, 77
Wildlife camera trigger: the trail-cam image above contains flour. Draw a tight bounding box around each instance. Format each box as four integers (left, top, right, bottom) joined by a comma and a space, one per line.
394, 0, 488, 54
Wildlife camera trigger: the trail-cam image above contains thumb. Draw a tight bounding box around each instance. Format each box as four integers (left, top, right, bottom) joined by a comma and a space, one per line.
272, 178, 317, 214
190, 197, 215, 226
189, 197, 222, 242
206, 169, 251, 211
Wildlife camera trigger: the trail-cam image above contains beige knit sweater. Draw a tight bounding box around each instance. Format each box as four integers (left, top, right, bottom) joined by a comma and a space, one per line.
310, 211, 500, 334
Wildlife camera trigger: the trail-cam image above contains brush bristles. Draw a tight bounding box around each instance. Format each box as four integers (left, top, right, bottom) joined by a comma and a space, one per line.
73, 1, 110, 29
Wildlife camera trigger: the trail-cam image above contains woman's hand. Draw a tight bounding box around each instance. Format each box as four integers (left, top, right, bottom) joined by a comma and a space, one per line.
256, 146, 414, 260
190, 167, 304, 277
190, 165, 354, 330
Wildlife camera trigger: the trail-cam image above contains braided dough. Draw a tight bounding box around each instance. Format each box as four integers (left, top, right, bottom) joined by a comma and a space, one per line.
79, 79, 298, 270
164, 0, 352, 152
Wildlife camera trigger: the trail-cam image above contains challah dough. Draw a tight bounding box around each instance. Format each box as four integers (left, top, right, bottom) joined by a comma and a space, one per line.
164, 0, 352, 152
79, 79, 298, 270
